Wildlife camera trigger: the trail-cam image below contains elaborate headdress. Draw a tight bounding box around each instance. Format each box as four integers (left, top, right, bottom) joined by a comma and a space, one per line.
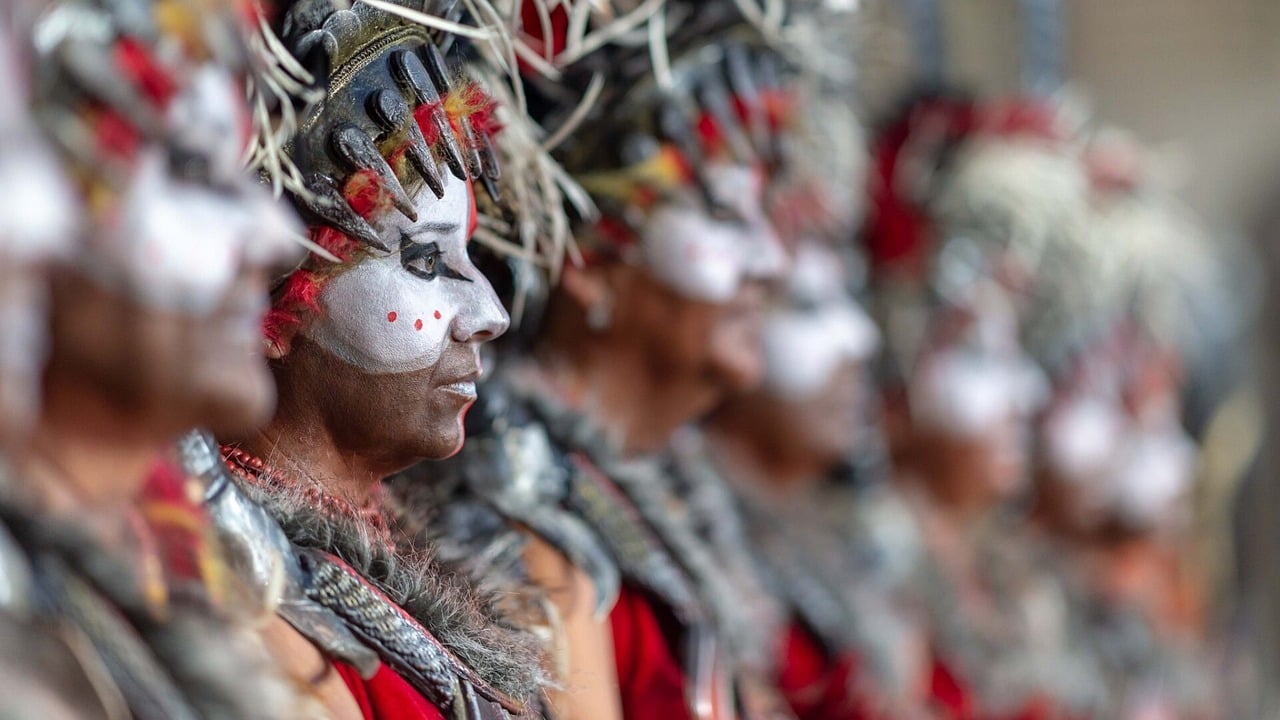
252, 0, 583, 327
29, 0, 302, 313
522, 1, 802, 228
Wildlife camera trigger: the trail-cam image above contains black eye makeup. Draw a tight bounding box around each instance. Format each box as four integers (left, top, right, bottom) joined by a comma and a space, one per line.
399, 234, 472, 282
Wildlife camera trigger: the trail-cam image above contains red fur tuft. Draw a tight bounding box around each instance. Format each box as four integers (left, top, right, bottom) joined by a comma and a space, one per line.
311, 226, 361, 263
461, 84, 503, 138
343, 169, 391, 219
94, 109, 141, 158
277, 269, 323, 315
760, 89, 794, 131
114, 37, 177, 108
695, 112, 725, 157
414, 102, 445, 146
262, 307, 301, 350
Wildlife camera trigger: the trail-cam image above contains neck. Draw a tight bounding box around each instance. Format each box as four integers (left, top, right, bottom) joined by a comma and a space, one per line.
704, 421, 828, 496
536, 339, 702, 458
895, 466, 989, 529
236, 383, 388, 506
18, 372, 161, 517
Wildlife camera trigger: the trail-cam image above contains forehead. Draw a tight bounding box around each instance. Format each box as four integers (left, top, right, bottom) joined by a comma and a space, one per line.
787, 242, 846, 301
702, 162, 764, 203
375, 170, 473, 240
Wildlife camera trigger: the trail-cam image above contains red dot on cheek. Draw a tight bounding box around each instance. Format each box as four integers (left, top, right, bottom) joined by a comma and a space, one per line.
414, 318, 424, 331
387, 311, 398, 322
433, 310, 442, 320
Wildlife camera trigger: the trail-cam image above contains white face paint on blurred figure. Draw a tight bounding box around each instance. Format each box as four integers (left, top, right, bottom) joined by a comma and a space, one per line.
0, 21, 77, 442
761, 241, 880, 396
909, 285, 1048, 437
1043, 376, 1196, 530
91, 67, 301, 316
640, 161, 788, 302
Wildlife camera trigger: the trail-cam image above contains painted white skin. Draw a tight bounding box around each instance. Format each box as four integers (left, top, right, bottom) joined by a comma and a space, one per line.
909, 287, 1047, 437
761, 241, 879, 396
0, 20, 76, 438
0, 19, 76, 259
1042, 392, 1124, 485
89, 67, 301, 315
640, 161, 787, 302
1106, 419, 1195, 528
306, 170, 509, 375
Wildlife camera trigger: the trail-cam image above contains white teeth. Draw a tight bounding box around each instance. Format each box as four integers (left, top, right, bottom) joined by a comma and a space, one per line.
444, 381, 476, 396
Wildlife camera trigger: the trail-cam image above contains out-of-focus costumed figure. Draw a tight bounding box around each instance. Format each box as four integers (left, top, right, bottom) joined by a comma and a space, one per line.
0, 0, 1263, 718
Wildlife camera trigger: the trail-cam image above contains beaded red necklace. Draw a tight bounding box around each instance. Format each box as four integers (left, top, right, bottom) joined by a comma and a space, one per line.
219, 445, 393, 549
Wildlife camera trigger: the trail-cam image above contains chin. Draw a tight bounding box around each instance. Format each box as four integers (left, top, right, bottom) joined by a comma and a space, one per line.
197, 369, 278, 437
420, 410, 469, 460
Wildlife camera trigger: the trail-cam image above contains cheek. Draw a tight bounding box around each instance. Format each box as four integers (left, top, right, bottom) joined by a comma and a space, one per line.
762, 313, 846, 396
109, 154, 244, 314
641, 208, 743, 303
306, 257, 454, 375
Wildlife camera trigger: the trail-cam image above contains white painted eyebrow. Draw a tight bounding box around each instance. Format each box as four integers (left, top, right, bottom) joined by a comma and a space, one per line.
405, 221, 461, 237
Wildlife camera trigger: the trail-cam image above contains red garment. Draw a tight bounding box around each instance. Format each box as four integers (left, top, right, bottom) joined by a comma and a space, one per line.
927, 655, 1055, 720
335, 661, 447, 720
777, 622, 867, 720
929, 655, 975, 720
610, 584, 693, 720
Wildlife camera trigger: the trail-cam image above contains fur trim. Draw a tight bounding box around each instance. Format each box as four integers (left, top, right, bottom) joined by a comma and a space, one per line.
234, 475, 551, 705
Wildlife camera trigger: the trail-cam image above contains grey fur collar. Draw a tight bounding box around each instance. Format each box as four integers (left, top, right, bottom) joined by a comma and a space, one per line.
232, 468, 550, 706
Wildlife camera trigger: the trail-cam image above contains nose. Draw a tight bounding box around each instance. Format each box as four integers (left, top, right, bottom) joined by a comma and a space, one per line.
451, 272, 510, 343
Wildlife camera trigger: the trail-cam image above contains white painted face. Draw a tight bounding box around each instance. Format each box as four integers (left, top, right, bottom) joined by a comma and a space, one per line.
306, 171, 510, 375
909, 289, 1048, 437
639, 161, 787, 302
1048, 380, 1195, 528
1042, 392, 1125, 485
0, 22, 77, 440
86, 67, 301, 315
761, 241, 879, 396
1104, 419, 1195, 528
0, 24, 76, 262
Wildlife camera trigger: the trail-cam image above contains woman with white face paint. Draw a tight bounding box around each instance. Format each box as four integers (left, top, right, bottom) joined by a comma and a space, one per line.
0, 0, 314, 717
410, 7, 802, 720
210, 2, 569, 719
702, 240, 937, 720
862, 92, 1094, 718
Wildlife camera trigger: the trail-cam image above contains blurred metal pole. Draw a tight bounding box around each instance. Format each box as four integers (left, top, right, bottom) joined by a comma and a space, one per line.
900, 0, 946, 89
1019, 0, 1063, 96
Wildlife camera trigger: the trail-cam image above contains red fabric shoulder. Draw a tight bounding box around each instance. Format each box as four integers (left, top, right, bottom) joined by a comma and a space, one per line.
777, 621, 868, 720
929, 654, 975, 720
334, 661, 448, 720
610, 584, 693, 720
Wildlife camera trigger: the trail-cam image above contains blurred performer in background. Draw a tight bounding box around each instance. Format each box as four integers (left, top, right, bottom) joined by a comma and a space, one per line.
0, 0, 316, 716
210, 0, 579, 717
406, 2, 802, 718
694, 39, 936, 717
702, 233, 935, 720
1028, 139, 1228, 718
864, 93, 1102, 719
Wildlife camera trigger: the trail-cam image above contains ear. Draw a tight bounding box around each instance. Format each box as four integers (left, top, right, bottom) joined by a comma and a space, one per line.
263, 312, 302, 361
559, 263, 612, 313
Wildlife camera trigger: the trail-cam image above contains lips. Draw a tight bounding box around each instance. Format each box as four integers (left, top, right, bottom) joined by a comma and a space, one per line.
437, 362, 482, 399
440, 380, 477, 397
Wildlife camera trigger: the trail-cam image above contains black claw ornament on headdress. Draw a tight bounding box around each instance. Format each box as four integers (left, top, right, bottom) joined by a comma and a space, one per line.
521, 0, 801, 225
271, 0, 505, 240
